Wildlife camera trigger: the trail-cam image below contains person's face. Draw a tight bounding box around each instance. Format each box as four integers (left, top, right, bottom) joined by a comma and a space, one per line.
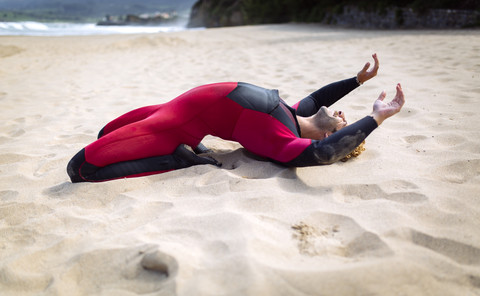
318, 106, 347, 134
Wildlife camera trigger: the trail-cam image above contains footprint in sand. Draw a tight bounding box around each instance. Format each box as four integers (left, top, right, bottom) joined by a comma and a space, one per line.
0, 190, 19, 201
455, 94, 474, 104
33, 157, 63, 177
0, 45, 24, 58
0, 202, 53, 226
42, 182, 74, 198
433, 133, 467, 147
432, 159, 480, 184
3, 117, 32, 138
8, 128, 26, 137
292, 212, 393, 258
0, 153, 33, 165
337, 181, 427, 204
59, 245, 177, 295
403, 134, 428, 144
395, 107, 418, 118
141, 249, 179, 277
393, 228, 480, 266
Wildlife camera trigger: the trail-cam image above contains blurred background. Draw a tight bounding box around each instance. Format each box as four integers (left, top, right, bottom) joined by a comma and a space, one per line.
0, 0, 478, 35
0, 0, 196, 35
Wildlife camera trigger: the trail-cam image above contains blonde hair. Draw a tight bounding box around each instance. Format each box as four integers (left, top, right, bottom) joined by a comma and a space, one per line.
341, 141, 366, 162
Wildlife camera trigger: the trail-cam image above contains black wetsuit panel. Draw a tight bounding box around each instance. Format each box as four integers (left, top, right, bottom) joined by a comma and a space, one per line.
296, 77, 360, 117
227, 82, 301, 137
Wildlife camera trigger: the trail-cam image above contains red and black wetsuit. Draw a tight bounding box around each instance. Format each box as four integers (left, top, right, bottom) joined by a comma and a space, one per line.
67, 78, 378, 182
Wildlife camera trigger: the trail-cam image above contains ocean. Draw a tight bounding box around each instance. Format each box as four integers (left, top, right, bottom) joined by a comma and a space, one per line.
0, 21, 193, 36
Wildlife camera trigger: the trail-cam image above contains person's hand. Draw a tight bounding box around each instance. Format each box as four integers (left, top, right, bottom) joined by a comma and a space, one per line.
357, 53, 379, 84
371, 83, 405, 125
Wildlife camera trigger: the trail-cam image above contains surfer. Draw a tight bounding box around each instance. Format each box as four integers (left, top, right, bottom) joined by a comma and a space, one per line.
67, 53, 405, 182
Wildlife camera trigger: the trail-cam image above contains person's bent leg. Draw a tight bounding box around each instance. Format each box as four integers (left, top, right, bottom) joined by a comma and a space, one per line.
97, 105, 161, 138
67, 145, 221, 183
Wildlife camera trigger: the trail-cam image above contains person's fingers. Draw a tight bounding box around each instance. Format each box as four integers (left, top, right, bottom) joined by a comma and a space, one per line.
372, 53, 379, 68
361, 62, 370, 73
396, 84, 403, 97
395, 83, 405, 106
377, 90, 386, 101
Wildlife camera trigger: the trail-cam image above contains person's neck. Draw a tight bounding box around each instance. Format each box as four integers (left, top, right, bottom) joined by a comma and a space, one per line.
297, 116, 323, 139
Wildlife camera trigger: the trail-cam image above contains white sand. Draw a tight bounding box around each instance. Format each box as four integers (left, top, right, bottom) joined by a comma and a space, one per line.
1, 24, 479, 295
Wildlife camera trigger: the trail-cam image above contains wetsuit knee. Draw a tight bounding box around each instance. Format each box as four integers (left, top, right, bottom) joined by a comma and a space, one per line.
97, 127, 105, 139
66, 148, 100, 183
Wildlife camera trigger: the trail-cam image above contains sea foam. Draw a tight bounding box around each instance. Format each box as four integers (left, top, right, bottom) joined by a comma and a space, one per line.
0, 21, 188, 36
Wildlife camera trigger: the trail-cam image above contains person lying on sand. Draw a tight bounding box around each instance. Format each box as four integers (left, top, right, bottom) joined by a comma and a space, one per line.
67, 53, 405, 183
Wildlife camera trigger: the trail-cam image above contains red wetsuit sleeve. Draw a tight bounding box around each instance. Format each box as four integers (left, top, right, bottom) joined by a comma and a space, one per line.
232, 108, 311, 163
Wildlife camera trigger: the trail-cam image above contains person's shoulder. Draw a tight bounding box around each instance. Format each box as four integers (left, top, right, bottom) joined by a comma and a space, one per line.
228, 83, 279, 113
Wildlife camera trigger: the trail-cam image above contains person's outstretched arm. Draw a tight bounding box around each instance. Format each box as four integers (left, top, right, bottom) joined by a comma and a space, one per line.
284, 83, 405, 167
294, 53, 380, 117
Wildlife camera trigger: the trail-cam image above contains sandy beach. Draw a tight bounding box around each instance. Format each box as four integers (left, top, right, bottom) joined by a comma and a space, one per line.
1, 24, 479, 295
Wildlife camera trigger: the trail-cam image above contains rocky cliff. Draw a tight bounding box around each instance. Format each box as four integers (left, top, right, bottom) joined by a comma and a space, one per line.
187, 0, 245, 28
187, 0, 480, 29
